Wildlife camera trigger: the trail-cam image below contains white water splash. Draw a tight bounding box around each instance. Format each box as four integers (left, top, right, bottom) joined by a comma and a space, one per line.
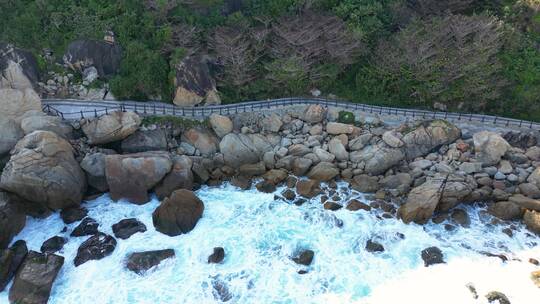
1, 182, 539, 304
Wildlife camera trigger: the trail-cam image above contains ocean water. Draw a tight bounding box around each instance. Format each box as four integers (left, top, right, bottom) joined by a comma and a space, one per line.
1, 182, 539, 304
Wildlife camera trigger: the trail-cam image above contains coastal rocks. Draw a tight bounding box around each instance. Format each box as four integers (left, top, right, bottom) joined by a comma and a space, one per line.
382, 131, 404, 148
172, 56, 220, 106
296, 179, 321, 198
74, 233, 117, 266
208, 247, 225, 264
326, 122, 355, 135
154, 155, 193, 200
302, 105, 326, 123
421, 246, 445, 266
260, 113, 282, 133
182, 127, 219, 156
402, 120, 461, 160
351, 144, 405, 175
121, 129, 167, 153
351, 175, 379, 193
0, 43, 39, 90
71, 217, 99, 237
125, 249, 175, 275
508, 194, 540, 212
220, 133, 260, 167
487, 201, 523, 220
291, 158, 313, 176
0, 192, 26, 249
292, 249, 314, 266
0, 88, 41, 122
255, 180, 276, 193
9, 251, 64, 304
398, 174, 474, 224
365, 240, 385, 253
485, 291, 511, 304
0, 117, 24, 156
346, 199, 371, 211
0, 240, 27, 291
307, 162, 339, 181
239, 162, 266, 177
328, 138, 348, 161
105, 152, 172, 204
152, 189, 204, 236
81, 111, 141, 145
80, 152, 110, 192
20, 114, 73, 139
527, 167, 540, 189
0, 131, 86, 210
473, 131, 510, 166
63, 39, 122, 77
209, 114, 233, 138
112, 218, 147, 240
523, 210, 540, 235
40, 236, 67, 254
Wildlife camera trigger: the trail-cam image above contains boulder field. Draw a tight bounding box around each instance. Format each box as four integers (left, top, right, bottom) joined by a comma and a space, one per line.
1, 95, 540, 302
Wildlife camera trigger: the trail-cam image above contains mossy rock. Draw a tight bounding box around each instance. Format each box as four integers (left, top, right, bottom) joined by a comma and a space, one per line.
338, 111, 355, 124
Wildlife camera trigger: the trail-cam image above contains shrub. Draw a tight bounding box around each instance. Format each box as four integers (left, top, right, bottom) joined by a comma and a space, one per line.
338, 111, 355, 124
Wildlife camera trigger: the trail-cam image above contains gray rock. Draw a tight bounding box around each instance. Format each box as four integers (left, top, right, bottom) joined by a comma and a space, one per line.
351, 175, 379, 193
209, 114, 233, 138
328, 138, 348, 161
260, 113, 282, 133
459, 162, 482, 174
473, 131, 510, 166
80, 152, 110, 192
0, 192, 26, 249
402, 120, 461, 160
220, 133, 260, 167
351, 144, 405, 175
0, 117, 23, 156
409, 159, 433, 170
154, 155, 193, 200
307, 162, 339, 181
121, 130, 167, 153
349, 133, 372, 151
82, 111, 141, 145
292, 158, 313, 176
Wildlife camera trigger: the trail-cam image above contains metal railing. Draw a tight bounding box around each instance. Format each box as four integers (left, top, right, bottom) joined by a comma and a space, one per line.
42, 97, 540, 130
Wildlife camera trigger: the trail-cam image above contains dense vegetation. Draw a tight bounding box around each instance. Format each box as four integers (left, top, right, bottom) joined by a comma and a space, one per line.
1, 0, 539, 120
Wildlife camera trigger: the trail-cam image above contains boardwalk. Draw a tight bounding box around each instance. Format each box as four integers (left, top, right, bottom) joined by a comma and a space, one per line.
42, 97, 540, 131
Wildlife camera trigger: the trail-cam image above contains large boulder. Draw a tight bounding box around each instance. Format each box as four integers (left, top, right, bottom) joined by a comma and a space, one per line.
487, 201, 523, 220
402, 120, 461, 160
63, 39, 122, 77
0, 43, 39, 90
328, 138, 348, 161
80, 152, 111, 192
105, 152, 172, 204
81, 111, 141, 145
0, 117, 24, 156
0, 240, 27, 291
524, 210, 540, 235
121, 129, 167, 153
351, 144, 405, 175
326, 122, 355, 135
0, 131, 86, 210
209, 114, 233, 138
260, 113, 283, 133
307, 162, 339, 181
219, 133, 260, 167
0, 192, 26, 249
154, 155, 194, 200
9, 251, 64, 304
182, 127, 219, 156
125, 249, 175, 275
527, 167, 540, 189
0, 88, 41, 123
152, 189, 204, 236
172, 56, 220, 106
20, 113, 73, 139
302, 105, 326, 123
473, 131, 510, 166
398, 174, 475, 224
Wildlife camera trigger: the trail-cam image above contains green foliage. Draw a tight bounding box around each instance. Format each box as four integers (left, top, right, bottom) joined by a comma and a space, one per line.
338, 111, 355, 124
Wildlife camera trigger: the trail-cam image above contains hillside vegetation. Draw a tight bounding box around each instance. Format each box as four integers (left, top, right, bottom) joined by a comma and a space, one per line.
1, 0, 539, 120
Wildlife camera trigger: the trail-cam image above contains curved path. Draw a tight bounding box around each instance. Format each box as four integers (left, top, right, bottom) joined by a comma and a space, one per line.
42, 97, 540, 131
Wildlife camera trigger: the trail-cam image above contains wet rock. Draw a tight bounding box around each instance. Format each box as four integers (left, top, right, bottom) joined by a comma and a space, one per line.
154, 155, 194, 200
71, 217, 99, 237
112, 218, 147, 240
523, 210, 540, 235
365, 240, 385, 253
323, 201, 342, 211
126, 249, 175, 275
9, 251, 64, 304
105, 152, 172, 204
281, 189, 296, 201
0, 192, 26, 249
152, 189, 204, 236
263, 169, 288, 185
81, 111, 141, 145
296, 179, 321, 198
230, 176, 252, 190
421, 246, 445, 266
40, 236, 67, 254
466, 283, 478, 299
451, 209, 470, 227
121, 129, 167, 153
255, 180, 276, 193
0, 131, 86, 210
346, 199, 371, 211
0, 240, 27, 291
208, 247, 225, 264
485, 291, 511, 304
60, 205, 88, 224
212, 279, 232, 302
531, 270, 540, 288
487, 201, 522, 220
292, 249, 314, 266
74, 232, 116, 266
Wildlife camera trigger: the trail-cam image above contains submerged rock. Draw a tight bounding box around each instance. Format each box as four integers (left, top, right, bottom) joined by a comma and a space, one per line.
40, 236, 67, 254
60, 205, 88, 224
421, 246, 445, 267
74, 233, 117, 266
208, 247, 225, 264
125, 249, 175, 275
9, 251, 64, 304
365, 240, 385, 253
112, 218, 147, 240
212, 279, 233, 302
152, 189, 204, 236
292, 249, 314, 266
0, 240, 27, 292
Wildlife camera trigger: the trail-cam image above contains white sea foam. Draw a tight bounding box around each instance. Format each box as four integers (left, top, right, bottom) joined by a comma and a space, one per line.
1, 182, 539, 304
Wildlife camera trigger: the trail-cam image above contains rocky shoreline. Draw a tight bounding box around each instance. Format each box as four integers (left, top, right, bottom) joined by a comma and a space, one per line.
1, 89, 540, 303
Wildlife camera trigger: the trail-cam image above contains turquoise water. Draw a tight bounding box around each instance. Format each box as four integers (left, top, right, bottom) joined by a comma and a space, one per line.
1, 182, 539, 304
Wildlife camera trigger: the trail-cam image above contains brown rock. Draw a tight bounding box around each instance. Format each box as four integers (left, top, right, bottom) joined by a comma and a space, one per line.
302, 105, 326, 123
488, 201, 523, 220
81, 111, 141, 145
307, 162, 339, 181
296, 179, 321, 198
346, 199, 371, 211
154, 155, 193, 200
152, 189, 204, 236
523, 210, 540, 235
263, 169, 288, 185
182, 127, 219, 156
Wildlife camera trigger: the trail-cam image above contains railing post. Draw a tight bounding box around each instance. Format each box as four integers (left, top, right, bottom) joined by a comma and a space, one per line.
493, 117, 497, 124
143, 105, 146, 114
94, 109, 98, 117
153, 104, 156, 114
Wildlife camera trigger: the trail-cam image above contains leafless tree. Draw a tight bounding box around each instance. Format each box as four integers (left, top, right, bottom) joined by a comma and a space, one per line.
161, 23, 201, 57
